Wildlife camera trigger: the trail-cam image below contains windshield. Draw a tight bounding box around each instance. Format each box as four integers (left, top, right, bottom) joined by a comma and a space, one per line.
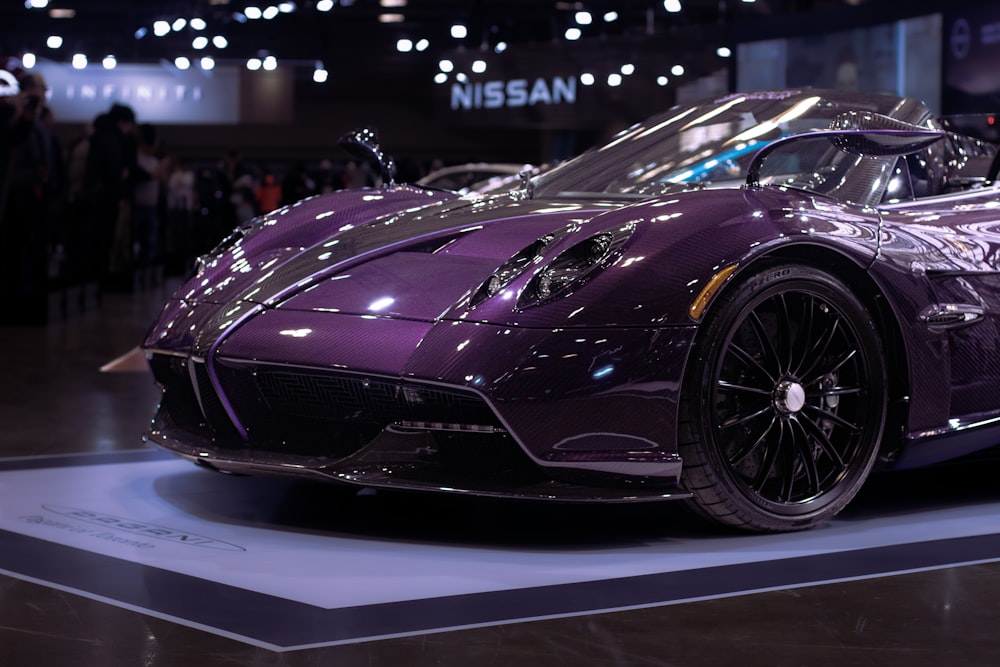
532, 90, 931, 199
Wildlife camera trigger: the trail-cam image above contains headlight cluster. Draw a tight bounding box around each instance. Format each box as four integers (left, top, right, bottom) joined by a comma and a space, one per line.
471, 222, 636, 310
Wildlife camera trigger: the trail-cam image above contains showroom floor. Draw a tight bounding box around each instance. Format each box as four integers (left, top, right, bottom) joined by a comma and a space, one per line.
2, 279, 1000, 666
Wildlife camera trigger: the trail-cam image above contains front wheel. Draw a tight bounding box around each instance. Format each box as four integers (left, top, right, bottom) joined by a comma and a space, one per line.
678, 264, 887, 532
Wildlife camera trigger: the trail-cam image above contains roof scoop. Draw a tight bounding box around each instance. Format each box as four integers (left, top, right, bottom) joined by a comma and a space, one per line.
338, 126, 397, 186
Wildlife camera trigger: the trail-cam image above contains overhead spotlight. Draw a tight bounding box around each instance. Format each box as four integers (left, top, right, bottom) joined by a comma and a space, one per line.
316, 0, 334, 10
716, 46, 732, 57
213, 35, 228, 48
26, 0, 49, 8
278, 2, 296, 12
564, 27, 581, 40
580, 72, 595, 86
153, 20, 170, 36
456, 72, 468, 83
245, 6, 262, 19
190, 18, 207, 30
380, 0, 407, 6
621, 63, 635, 75
415, 38, 429, 51
102, 55, 117, 69
575, 11, 592, 25
200, 56, 216, 70
472, 59, 486, 73
172, 18, 187, 31
433, 72, 447, 84
175, 56, 191, 70
71, 53, 87, 69
450, 24, 467, 39
671, 64, 684, 76
657, 75, 669, 86
263, 6, 280, 19
134, 27, 148, 39
21, 52, 37, 68
192, 36, 209, 49
494, 41, 507, 53
233, 12, 248, 22
378, 13, 404, 22
438, 58, 454, 72
396, 38, 413, 52
46, 35, 63, 49
603, 11, 618, 22
263, 55, 278, 70
664, 0, 682, 12
607, 73, 623, 87
247, 57, 262, 70
313, 65, 328, 83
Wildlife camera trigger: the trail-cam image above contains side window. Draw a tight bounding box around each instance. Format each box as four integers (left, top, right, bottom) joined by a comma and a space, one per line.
882, 157, 913, 203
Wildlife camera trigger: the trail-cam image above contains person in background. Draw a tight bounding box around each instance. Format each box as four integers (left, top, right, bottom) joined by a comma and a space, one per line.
133, 123, 163, 287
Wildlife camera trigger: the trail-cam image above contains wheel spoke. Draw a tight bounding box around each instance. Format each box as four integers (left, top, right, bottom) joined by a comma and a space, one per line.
774, 294, 794, 375
747, 311, 782, 375
729, 415, 777, 466
807, 385, 862, 399
726, 343, 775, 384
719, 404, 774, 430
717, 379, 771, 396
752, 420, 783, 491
789, 418, 821, 498
789, 295, 817, 378
802, 403, 862, 433
797, 411, 848, 469
804, 348, 858, 387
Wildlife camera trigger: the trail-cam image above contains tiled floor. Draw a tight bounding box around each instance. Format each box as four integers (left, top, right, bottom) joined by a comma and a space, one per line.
2, 280, 1000, 666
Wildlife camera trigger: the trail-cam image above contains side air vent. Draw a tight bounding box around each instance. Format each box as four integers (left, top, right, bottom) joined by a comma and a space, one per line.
919, 304, 985, 333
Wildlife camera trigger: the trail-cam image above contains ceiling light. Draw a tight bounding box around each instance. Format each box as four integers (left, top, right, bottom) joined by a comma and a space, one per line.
153, 20, 170, 36
378, 13, 404, 22
472, 59, 486, 73
26, 0, 49, 8
45, 35, 63, 49
671, 64, 684, 75
71, 53, 87, 69
316, 0, 334, 10
102, 55, 117, 69
247, 58, 262, 70
580, 72, 595, 86
380, 0, 407, 6
657, 76, 669, 86
607, 73, 623, 87
233, 12, 248, 22
134, 27, 148, 39
213, 35, 228, 48
621, 63, 635, 75
603, 11, 618, 22
21, 52, 37, 68
396, 38, 413, 52
200, 56, 216, 70
278, 2, 296, 12
564, 27, 581, 40
49, 8, 75, 18
433, 72, 447, 84
172, 18, 187, 31
494, 41, 507, 53
450, 24, 467, 39
456, 72, 468, 83
193, 36, 209, 49
313, 65, 328, 83
575, 11, 592, 25
190, 18, 207, 30
175, 56, 191, 70
263, 6, 280, 19
716, 46, 732, 57
438, 58, 454, 72
245, 6, 262, 19
263, 55, 278, 70
664, 0, 682, 12
416, 38, 429, 51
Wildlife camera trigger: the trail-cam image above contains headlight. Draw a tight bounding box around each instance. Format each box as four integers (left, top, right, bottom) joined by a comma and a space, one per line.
519, 222, 635, 309
469, 234, 554, 307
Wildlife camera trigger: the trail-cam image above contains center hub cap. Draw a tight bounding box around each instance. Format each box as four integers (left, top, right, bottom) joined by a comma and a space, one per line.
775, 380, 806, 414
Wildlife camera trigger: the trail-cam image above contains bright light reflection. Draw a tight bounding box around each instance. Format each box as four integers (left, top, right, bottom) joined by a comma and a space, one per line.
369, 297, 395, 311
279, 328, 312, 338
592, 365, 614, 379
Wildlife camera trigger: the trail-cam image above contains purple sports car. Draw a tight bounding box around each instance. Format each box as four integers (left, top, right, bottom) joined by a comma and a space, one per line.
142, 89, 1000, 532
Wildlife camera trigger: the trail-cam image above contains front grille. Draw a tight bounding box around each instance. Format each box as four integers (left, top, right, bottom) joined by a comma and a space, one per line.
252, 368, 500, 428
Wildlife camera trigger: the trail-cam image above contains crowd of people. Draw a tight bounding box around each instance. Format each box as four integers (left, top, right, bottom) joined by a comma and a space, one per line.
1, 65, 429, 325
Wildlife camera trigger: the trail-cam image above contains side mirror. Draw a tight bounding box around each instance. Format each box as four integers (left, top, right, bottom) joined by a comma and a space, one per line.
337, 127, 397, 186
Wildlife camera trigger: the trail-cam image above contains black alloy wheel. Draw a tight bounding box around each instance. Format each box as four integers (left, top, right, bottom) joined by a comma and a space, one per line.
679, 264, 887, 532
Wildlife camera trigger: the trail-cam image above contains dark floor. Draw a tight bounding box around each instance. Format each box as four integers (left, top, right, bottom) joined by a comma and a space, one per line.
2, 280, 1000, 666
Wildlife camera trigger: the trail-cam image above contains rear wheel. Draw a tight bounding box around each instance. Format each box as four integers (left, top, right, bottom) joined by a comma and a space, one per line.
678, 264, 887, 531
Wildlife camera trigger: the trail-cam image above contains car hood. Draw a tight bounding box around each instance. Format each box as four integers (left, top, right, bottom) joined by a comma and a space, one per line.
174, 186, 627, 322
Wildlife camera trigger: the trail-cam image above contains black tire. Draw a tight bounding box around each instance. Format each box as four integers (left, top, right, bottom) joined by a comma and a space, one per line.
678, 264, 887, 532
